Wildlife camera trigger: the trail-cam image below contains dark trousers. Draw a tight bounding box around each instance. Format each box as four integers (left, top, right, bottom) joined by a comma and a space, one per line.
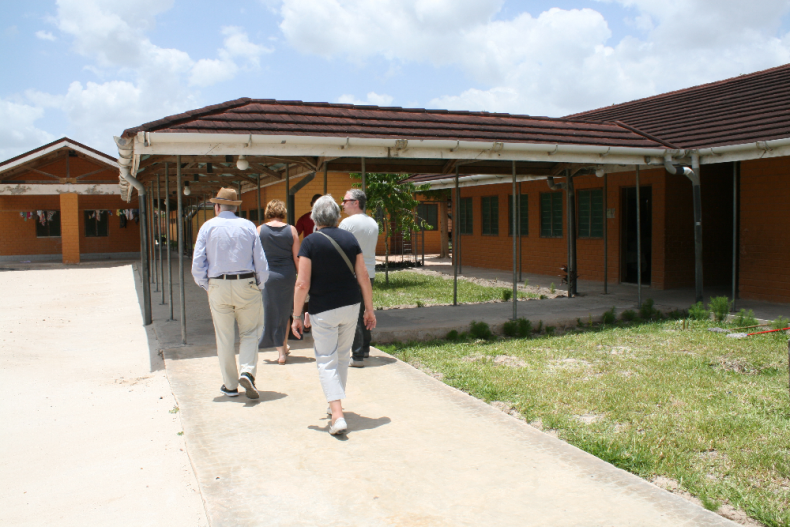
352, 278, 375, 360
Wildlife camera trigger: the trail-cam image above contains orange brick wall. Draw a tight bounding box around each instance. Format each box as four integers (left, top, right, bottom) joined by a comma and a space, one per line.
738, 157, 790, 302
0, 195, 64, 257
78, 194, 142, 254
455, 169, 669, 288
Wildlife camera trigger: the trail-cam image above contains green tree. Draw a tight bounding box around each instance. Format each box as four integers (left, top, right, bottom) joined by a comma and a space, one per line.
350, 172, 432, 284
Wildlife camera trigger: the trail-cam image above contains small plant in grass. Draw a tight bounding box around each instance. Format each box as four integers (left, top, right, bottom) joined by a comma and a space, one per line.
446, 329, 460, 341
503, 318, 532, 338
469, 321, 493, 340
539, 294, 548, 299
665, 308, 687, 320
734, 309, 758, 327
587, 314, 593, 327
501, 289, 513, 301
549, 282, 556, 294
545, 326, 555, 336
700, 495, 720, 512
535, 320, 543, 334
688, 301, 710, 321
602, 307, 617, 325
416, 300, 424, 308
639, 298, 661, 320
770, 315, 789, 330
708, 296, 732, 322
577, 318, 584, 327
620, 309, 637, 322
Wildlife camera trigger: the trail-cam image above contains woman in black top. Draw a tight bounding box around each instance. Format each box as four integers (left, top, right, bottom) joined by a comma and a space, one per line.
291, 195, 376, 436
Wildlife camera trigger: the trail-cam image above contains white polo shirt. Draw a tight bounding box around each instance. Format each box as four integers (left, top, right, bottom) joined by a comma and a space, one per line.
339, 213, 379, 278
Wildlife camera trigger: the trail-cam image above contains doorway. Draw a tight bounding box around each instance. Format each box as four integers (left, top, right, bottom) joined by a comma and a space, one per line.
621, 186, 652, 284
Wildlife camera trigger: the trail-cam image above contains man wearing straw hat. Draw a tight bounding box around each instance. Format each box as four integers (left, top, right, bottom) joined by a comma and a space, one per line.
192, 187, 269, 399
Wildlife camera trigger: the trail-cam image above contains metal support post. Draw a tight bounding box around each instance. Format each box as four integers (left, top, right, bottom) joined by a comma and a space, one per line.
517, 181, 522, 283
285, 164, 292, 225
691, 153, 704, 303
166, 164, 173, 319
256, 173, 262, 225
177, 157, 186, 344
603, 173, 609, 295
636, 166, 642, 307
361, 158, 366, 194
512, 161, 518, 320
323, 163, 328, 195
157, 175, 164, 304
732, 162, 738, 311
138, 186, 152, 325
453, 166, 459, 306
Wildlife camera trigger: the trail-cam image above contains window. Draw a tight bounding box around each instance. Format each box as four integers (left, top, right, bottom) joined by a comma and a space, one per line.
458, 197, 473, 235
577, 189, 604, 238
540, 192, 563, 237
35, 211, 61, 238
248, 209, 258, 222
416, 203, 438, 230
84, 210, 109, 237
481, 196, 499, 235
508, 194, 529, 236
238, 210, 247, 219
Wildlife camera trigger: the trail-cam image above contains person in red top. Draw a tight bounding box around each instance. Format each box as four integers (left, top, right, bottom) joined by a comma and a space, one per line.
296, 194, 322, 238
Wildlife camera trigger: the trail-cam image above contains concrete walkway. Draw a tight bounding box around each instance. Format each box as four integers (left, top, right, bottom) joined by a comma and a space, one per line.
0, 263, 208, 527
373, 257, 790, 342
147, 254, 739, 526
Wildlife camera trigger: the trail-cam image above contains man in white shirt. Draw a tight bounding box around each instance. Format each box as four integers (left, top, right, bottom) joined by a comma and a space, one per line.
339, 189, 379, 367
192, 188, 269, 399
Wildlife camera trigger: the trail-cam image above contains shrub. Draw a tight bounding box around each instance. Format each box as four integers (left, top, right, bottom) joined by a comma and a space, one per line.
639, 298, 661, 320
446, 329, 460, 341
535, 320, 543, 334
688, 301, 710, 321
504, 318, 531, 338
539, 294, 548, 300
665, 308, 688, 320
416, 300, 424, 308
502, 289, 513, 301
549, 282, 556, 294
577, 318, 584, 327
545, 326, 555, 336
469, 321, 493, 340
621, 309, 637, 322
734, 309, 758, 327
708, 296, 732, 322
770, 315, 790, 330
602, 307, 617, 325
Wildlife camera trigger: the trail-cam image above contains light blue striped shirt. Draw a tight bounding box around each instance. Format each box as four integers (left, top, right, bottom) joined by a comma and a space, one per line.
191, 212, 270, 291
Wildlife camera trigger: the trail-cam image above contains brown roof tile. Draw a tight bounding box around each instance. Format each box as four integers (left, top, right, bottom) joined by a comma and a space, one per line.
567, 63, 790, 148
122, 99, 670, 149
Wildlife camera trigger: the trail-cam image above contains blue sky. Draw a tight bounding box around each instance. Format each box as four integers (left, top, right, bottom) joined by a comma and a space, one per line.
2, 0, 790, 159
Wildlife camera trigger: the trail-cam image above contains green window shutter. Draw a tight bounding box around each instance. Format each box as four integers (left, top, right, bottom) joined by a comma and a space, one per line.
578, 190, 591, 237
459, 198, 473, 234
540, 193, 552, 237
508, 194, 528, 236
590, 189, 603, 237
551, 192, 563, 237
481, 196, 498, 235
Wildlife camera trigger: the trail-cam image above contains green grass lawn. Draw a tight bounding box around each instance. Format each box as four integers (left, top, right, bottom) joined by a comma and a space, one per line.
372, 270, 534, 309
382, 320, 790, 526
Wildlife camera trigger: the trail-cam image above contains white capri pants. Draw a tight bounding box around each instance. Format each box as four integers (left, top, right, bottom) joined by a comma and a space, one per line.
310, 303, 360, 402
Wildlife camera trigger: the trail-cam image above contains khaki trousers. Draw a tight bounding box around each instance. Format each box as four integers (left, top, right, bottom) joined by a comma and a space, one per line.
208, 278, 264, 390
311, 303, 359, 402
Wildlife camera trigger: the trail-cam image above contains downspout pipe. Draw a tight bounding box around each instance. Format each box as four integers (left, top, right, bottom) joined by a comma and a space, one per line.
665, 153, 703, 303
115, 136, 152, 325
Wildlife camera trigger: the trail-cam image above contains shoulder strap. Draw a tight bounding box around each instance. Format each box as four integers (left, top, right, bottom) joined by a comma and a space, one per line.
317, 231, 356, 277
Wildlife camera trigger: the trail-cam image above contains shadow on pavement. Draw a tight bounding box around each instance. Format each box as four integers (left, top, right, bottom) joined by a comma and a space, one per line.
308, 412, 391, 439
212, 391, 287, 405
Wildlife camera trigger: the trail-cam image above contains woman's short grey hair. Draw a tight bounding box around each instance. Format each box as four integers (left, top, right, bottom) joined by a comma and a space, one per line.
311, 195, 341, 227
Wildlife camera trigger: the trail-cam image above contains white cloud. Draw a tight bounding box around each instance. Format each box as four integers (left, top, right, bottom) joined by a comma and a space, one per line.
189, 26, 271, 86
280, 0, 790, 116
35, 30, 56, 41
0, 99, 56, 161
337, 92, 395, 106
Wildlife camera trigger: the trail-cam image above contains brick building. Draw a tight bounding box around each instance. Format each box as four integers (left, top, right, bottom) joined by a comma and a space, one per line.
410, 63, 790, 303
0, 138, 140, 264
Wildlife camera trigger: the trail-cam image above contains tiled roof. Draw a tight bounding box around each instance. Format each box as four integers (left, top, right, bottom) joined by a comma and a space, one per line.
566, 63, 790, 149
122, 98, 670, 149
0, 137, 117, 171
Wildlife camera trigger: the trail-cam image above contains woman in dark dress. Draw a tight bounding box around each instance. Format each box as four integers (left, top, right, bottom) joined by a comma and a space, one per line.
257, 200, 300, 364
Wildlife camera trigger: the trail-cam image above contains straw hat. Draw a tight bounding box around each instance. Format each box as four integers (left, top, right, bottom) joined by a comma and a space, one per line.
209, 187, 242, 206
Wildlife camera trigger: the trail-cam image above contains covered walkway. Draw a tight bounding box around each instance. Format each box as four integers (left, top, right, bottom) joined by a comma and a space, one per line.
143, 255, 739, 526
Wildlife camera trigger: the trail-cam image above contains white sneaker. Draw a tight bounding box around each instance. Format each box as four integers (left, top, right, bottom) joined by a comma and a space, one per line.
329, 417, 347, 435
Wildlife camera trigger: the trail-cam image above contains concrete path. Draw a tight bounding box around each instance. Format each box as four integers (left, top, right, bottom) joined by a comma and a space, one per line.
148, 255, 738, 526
373, 258, 790, 342
0, 264, 208, 526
